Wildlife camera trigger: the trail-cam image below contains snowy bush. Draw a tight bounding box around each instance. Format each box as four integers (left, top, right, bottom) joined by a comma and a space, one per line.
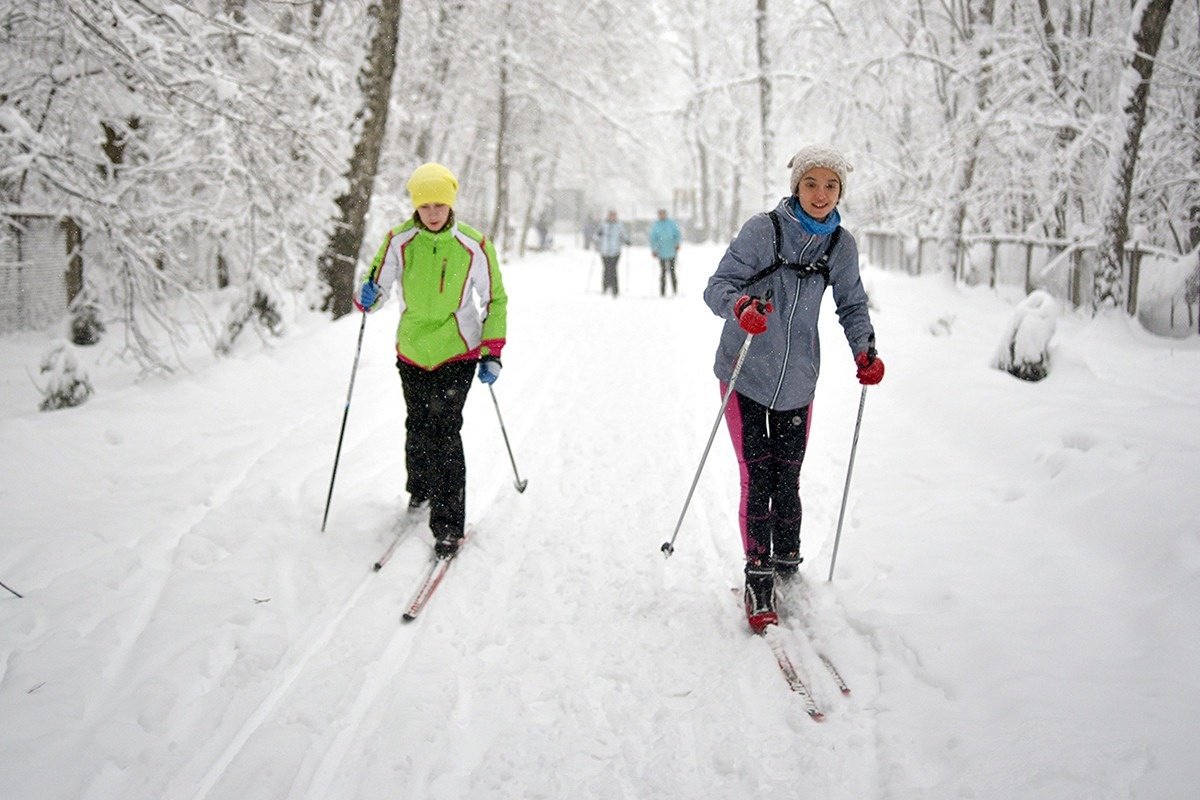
929, 315, 956, 337
36, 345, 94, 411
993, 290, 1058, 382
69, 301, 105, 346
215, 283, 285, 356
1135, 243, 1199, 307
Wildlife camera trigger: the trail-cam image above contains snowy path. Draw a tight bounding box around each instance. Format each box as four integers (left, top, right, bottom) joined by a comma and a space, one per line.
3, 244, 1199, 799
274, 254, 892, 799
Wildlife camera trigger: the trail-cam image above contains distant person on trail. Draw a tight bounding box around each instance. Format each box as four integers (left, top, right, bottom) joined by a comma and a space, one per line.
594, 209, 631, 296
649, 208, 682, 297
536, 208, 552, 250
582, 214, 599, 250
354, 162, 508, 558
702, 144, 884, 634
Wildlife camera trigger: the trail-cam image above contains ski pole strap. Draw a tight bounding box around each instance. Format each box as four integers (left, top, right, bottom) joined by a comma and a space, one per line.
737, 211, 841, 292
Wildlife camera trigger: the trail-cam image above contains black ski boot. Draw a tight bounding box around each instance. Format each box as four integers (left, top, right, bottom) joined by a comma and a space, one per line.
773, 551, 803, 578
434, 530, 464, 559
744, 560, 778, 634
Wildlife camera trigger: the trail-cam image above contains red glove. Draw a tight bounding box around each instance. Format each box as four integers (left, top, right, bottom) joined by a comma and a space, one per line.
734, 295, 773, 335
855, 351, 885, 385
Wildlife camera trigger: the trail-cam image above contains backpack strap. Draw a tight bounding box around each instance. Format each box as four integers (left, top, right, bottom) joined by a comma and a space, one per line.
737, 210, 841, 292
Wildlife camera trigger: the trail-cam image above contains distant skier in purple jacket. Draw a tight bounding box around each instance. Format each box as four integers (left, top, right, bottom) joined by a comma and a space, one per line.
703, 144, 885, 634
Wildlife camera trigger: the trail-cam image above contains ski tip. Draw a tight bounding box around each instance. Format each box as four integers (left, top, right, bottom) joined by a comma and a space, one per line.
401, 612, 416, 622
808, 710, 826, 722
372, 563, 383, 571
515, 479, 529, 493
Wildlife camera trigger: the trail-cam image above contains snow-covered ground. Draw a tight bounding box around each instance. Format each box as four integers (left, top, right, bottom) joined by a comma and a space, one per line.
2, 242, 1198, 800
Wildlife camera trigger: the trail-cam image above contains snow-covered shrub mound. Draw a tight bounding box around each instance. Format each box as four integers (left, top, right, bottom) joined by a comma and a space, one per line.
215, 282, 285, 356
69, 300, 105, 346
1136, 243, 1198, 307
993, 290, 1058, 382
36, 345, 94, 411
930, 315, 956, 337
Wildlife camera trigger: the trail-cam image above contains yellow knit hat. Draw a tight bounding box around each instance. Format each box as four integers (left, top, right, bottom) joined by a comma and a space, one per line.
407, 162, 458, 208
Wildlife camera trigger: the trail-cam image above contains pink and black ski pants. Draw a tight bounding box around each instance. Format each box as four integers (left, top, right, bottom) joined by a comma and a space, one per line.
721, 385, 811, 564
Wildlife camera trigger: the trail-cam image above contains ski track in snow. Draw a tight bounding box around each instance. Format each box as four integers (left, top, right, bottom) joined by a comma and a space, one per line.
73, 409, 325, 738
181, 514, 433, 800
4, 245, 1198, 799
253, 253, 892, 799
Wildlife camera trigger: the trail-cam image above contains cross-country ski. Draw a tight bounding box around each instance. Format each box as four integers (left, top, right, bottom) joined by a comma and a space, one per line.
762, 627, 824, 721
401, 532, 471, 622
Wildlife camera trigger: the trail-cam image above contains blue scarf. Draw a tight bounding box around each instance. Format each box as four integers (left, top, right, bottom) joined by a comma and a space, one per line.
789, 198, 840, 235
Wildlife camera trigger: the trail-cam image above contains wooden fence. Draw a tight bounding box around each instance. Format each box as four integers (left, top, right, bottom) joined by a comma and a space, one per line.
0, 214, 83, 335
859, 229, 1199, 337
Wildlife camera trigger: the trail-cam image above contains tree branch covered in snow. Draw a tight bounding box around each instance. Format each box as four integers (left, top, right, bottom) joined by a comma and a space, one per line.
2, 0, 1195, 352
1, 0, 361, 370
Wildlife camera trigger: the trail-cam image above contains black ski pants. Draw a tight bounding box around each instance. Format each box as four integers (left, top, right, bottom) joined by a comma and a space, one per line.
721, 386, 811, 564
397, 358, 475, 537
601, 255, 620, 295
658, 257, 677, 296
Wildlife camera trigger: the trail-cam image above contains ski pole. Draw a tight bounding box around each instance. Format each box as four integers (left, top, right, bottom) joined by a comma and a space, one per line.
1, 579, 23, 599
488, 384, 528, 493
321, 311, 369, 532
827, 385, 868, 581
662, 331, 755, 558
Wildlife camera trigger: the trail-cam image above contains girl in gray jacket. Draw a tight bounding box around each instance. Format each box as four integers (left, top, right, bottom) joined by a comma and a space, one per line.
702, 144, 885, 633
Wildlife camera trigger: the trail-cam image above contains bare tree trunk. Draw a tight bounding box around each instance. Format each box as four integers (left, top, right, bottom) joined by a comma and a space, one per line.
697, 140, 711, 240
685, 40, 713, 241
489, 6, 512, 247
1095, 0, 1176, 309
516, 151, 557, 258
938, 0, 995, 278
729, 170, 742, 240
319, 0, 403, 318
1035, 0, 1080, 239
1189, 8, 1200, 253
755, 0, 773, 206
941, 146, 978, 280
413, 0, 465, 161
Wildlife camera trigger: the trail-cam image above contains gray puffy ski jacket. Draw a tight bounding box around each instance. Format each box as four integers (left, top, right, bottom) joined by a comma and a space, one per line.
703, 198, 875, 411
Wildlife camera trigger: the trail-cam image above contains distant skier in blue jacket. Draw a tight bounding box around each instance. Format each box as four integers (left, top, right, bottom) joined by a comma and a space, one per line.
593, 210, 631, 296
649, 209, 682, 296
703, 144, 885, 634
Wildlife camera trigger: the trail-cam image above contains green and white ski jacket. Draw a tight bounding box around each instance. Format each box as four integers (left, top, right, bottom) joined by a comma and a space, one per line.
357, 219, 507, 370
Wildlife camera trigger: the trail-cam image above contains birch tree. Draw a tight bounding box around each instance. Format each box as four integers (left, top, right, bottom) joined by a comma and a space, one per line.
488, 1, 514, 244
1094, 0, 1177, 308
755, 0, 775, 207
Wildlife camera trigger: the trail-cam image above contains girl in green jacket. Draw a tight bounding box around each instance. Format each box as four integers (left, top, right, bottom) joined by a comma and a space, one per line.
355, 162, 508, 556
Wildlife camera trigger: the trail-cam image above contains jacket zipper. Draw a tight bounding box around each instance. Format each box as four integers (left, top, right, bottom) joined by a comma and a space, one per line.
769, 233, 820, 408
439, 257, 447, 293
